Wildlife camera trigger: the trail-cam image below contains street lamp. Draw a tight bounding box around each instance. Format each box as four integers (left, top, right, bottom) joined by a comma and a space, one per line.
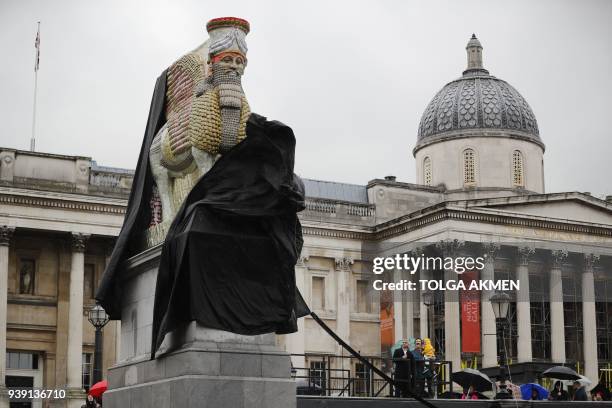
88, 304, 109, 384
421, 289, 436, 398
489, 291, 511, 394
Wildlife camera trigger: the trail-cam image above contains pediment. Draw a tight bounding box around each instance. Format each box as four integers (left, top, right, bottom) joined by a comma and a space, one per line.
473, 197, 612, 226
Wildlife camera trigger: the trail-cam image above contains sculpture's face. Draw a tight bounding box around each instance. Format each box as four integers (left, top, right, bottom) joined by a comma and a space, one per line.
212, 51, 246, 76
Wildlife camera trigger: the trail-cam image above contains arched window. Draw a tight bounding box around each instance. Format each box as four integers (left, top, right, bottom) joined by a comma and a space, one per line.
423, 157, 432, 186
512, 150, 524, 187
463, 148, 476, 186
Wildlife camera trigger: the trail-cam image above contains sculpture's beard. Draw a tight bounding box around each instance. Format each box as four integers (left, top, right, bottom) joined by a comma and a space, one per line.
211, 66, 246, 153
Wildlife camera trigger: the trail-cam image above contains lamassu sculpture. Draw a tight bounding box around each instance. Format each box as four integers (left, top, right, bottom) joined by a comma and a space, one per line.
149, 17, 252, 223
95, 17, 308, 359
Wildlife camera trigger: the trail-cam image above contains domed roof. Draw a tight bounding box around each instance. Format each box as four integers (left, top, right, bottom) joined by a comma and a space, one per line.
415, 35, 542, 152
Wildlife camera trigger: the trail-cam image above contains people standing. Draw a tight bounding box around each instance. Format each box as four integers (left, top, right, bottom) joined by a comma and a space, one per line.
392, 339, 415, 398
548, 381, 569, 401
412, 338, 426, 397
573, 381, 588, 401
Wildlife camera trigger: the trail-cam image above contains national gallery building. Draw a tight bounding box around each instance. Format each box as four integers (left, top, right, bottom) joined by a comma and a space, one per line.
1, 35, 611, 404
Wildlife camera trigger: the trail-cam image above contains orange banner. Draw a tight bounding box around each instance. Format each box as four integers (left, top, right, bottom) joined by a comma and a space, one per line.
460, 271, 481, 353
380, 289, 395, 356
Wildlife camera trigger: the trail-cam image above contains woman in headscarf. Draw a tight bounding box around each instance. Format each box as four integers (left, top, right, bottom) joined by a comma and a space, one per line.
548, 381, 569, 401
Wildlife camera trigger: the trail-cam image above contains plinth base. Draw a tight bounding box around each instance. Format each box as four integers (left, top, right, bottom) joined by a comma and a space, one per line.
104, 323, 296, 408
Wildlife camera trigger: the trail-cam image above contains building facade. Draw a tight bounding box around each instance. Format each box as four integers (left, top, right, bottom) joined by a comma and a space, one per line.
0, 150, 131, 407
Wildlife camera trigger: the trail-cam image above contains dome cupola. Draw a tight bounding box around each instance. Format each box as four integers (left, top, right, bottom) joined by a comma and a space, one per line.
415, 35, 543, 154
414, 35, 545, 195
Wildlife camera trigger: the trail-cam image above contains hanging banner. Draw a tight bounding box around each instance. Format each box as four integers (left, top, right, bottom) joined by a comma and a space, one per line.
460, 270, 481, 353
380, 288, 395, 357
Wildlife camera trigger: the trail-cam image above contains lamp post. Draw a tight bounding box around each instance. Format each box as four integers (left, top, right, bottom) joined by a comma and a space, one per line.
422, 289, 436, 399
422, 290, 434, 342
490, 291, 511, 393
88, 304, 109, 384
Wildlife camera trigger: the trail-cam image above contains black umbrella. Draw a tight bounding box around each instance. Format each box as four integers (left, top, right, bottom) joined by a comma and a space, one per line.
451, 368, 494, 392
541, 366, 581, 381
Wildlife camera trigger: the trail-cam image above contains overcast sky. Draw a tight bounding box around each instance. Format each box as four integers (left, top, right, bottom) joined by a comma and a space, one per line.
1, 0, 611, 197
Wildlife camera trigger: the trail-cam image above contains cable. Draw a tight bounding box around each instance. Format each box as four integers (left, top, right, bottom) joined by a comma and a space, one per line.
310, 311, 438, 408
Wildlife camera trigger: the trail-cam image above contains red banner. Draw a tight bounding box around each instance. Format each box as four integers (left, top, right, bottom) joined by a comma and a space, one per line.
460, 271, 481, 353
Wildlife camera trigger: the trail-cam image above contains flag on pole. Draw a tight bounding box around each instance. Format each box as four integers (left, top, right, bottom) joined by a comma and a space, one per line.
34, 22, 40, 72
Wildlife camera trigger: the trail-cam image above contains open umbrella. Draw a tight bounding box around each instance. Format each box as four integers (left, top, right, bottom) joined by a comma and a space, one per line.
451, 368, 494, 392
497, 381, 521, 399
88, 380, 107, 398
389, 339, 404, 356
520, 383, 549, 400
541, 366, 580, 380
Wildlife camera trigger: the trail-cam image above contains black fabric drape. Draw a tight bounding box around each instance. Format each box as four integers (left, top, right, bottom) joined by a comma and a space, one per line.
95, 71, 168, 319
151, 113, 308, 356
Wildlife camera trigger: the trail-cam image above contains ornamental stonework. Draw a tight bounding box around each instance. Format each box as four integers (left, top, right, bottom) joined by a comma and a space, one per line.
551, 249, 568, 268
334, 257, 354, 271
0, 226, 15, 246
518, 246, 535, 266
71, 233, 90, 253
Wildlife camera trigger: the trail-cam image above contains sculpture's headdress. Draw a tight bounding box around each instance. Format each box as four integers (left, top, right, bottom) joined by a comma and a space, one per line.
206, 17, 249, 58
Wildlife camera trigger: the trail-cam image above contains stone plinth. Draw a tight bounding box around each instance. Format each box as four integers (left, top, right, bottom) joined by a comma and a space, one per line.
104, 246, 295, 408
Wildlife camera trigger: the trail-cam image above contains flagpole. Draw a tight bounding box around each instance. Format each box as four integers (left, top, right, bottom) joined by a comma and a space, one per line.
31, 21, 40, 152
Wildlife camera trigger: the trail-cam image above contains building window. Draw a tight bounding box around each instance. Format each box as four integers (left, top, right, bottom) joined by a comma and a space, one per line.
563, 270, 584, 365
512, 150, 524, 187
312, 276, 325, 311
84, 263, 95, 299
423, 157, 432, 186
529, 266, 551, 360
309, 360, 326, 391
355, 362, 370, 395
18, 258, 35, 295
6, 351, 38, 369
82, 353, 93, 391
463, 149, 476, 186
356, 280, 370, 313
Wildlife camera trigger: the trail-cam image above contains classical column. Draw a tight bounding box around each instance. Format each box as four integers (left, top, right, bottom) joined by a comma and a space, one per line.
0, 227, 15, 408
335, 257, 353, 354
436, 240, 463, 372
66, 233, 89, 407
481, 242, 499, 368
583, 253, 599, 383
516, 247, 535, 363
417, 246, 430, 339
393, 267, 405, 341
286, 255, 308, 370
404, 272, 415, 340
550, 250, 567, 364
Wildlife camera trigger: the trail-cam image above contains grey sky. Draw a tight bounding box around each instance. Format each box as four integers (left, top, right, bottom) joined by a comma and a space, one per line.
1, 0, 611, 197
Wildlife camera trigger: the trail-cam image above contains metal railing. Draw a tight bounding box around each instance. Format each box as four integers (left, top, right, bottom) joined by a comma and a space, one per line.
291, 353, 453, 399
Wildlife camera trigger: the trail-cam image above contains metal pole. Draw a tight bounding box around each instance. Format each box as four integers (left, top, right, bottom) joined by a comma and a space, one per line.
427, 306, 431, 338
92, 327, 103, 384
31, 21, 40, 152
497, 319, 507, 391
